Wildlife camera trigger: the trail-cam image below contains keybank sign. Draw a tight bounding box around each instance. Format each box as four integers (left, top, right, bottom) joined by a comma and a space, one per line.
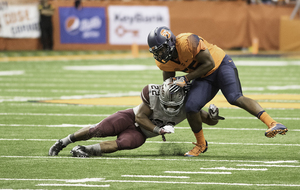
108, 6, 170, 45
59, 7, 106, 44
114, 14, 164, 24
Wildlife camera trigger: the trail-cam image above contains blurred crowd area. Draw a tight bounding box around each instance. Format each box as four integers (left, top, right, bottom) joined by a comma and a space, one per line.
0, 0, 297, 5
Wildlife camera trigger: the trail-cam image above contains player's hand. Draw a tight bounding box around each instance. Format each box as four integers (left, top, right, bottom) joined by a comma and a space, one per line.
208, 104, 225, 120
183, 81, 191, 94
169, 76, 189, 93
162, 125, 175, 133
159, 128, 171, 135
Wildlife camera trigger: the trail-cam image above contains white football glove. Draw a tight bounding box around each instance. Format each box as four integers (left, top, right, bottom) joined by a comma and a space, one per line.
162, 125, 175, 133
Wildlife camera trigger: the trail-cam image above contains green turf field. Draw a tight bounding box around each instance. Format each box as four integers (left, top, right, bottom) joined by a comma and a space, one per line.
0, 51, 299, 189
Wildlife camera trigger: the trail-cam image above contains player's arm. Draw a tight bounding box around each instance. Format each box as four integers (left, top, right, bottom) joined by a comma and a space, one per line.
135, 102, 156, 132
170, 49, 215, 92
163, 71, 175, 81
185, 49, 215, 81
135, 102, 171, 135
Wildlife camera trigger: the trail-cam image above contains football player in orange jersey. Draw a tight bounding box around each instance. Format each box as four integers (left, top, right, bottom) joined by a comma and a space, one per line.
147, 26, 288, 157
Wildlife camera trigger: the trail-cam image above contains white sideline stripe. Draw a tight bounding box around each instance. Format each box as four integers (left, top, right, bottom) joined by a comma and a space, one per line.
0, 138, 300, 147
1, 178, 299, 187
100, 179, 300, 187
0, 156, 298, 164
0, 124, 299, 132
1, 113, 300, 120
121, 175, 190, 179
0, 178, 105, 182
237, 164, 300, 168
37, 183, 110, 187
234, 61, 300, 66
63, 65, 159, 71
6, 103, 299, 110
164, 171, 231, 174
7, 103, 130, 107
226, 116, 300, 120
200, 167, 267, 171
0, 70, 24, 76
0, 113, 110, 117
264, 161, 297, 163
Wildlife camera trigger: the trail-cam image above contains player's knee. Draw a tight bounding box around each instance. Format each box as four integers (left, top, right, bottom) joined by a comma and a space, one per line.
226, 94, 242, 106
185, 101, 201, 113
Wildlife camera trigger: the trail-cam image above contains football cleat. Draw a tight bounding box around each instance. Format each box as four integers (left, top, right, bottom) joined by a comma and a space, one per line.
184, 140, 208, 157
70, 145, 89, 158
48, 139, 66, 156
265, 122, 288, 138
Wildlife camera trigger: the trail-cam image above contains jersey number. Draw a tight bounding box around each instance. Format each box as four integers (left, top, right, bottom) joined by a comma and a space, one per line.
150, 85, 160, 96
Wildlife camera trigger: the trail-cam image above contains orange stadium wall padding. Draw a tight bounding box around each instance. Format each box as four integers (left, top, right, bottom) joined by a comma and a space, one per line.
280, 16, 300, 51
0, 1, 295, 51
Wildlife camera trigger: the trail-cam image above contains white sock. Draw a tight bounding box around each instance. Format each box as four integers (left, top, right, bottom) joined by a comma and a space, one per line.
61, 134, 73, 147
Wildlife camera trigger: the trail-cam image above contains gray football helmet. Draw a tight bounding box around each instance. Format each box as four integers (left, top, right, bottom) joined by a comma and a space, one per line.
159, 78, 185, 116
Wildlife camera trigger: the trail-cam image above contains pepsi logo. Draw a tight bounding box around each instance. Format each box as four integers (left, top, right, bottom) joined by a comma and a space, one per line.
65, 16, 80, 35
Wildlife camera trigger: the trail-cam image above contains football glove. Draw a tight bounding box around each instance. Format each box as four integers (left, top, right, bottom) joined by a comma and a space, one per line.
162, 124, 175, 133
169, 76, 189, 93
208, 104, 225, 121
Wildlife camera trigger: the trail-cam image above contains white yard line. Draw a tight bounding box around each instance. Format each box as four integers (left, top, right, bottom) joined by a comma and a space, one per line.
0, 113, 110, 117
1, 124, 299, 133
0, 138, 300, 147
36, 183, 110, 187
121, 175, 190, 179
94, 179, 300, 187
0, 138, 299, 147
237, 164, 300, 168
164, 171, 232, 174
0, 155, 298, 164
1, 113, 300, 121
2, 177, 299, 187
200, 167, 268, 171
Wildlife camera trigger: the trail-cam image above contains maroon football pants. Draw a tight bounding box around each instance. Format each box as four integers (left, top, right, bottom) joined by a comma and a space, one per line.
89, 109, 147, 150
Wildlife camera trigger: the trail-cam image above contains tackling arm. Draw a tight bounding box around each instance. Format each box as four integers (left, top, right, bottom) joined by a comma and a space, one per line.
185, 49, 215, 81
170, 49, 215, 93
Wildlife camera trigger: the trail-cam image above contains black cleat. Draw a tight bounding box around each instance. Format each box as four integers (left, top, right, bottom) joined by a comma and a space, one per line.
70, 145, 89, 158
49, 140, 66, 156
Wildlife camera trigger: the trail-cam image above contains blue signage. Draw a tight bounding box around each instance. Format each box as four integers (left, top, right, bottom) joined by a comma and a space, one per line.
59, 7, 107, 44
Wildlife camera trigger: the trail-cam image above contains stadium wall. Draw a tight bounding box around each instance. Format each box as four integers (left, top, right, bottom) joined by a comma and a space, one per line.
0, 1, 295, 51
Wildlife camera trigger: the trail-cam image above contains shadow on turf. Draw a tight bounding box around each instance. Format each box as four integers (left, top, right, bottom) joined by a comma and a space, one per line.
158, 143, 187, 156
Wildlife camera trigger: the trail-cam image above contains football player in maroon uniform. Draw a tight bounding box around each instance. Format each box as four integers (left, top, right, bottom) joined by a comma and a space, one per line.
147, 26, 288, 157
48, 78, 224, 157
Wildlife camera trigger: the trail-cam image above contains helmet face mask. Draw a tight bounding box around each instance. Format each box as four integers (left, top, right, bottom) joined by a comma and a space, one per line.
148, 27, 176, 64
159, 78, 185, 116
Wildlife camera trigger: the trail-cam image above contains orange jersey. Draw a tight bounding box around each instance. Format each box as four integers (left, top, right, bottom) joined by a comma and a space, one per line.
155, 33, 226, 77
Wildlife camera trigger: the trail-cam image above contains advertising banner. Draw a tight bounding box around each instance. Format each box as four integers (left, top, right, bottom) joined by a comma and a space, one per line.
59, 7, 107, 44
0, 4, 40, 38
108, 6, 170, 45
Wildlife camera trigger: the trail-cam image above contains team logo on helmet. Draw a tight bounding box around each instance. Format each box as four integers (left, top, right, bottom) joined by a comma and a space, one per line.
160, 29, 171, 39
